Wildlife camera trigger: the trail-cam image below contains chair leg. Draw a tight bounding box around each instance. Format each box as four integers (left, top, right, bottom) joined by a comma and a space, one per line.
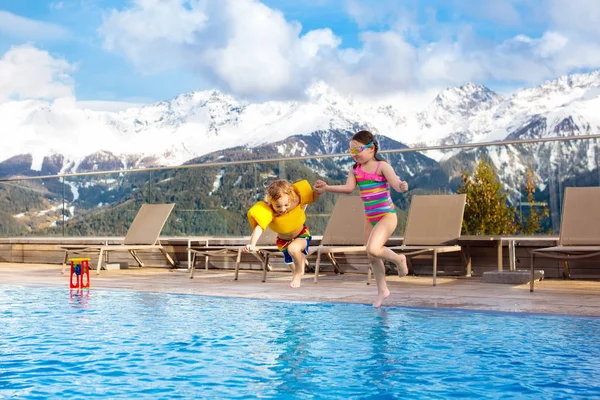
187, 240, 191, 272
432, 249, 438, 287
61, 251, 69, 275
159, 247, 177, 268
460, 249, 471, 277
509, 240, 516, 271
314, 249, 323, 283
530, 253, 535, 292
562, 260, 571, 280
129, 250, 144, 268
189, 252, 197, 279
304, 258, 311, 273
234, 249, 242, 281
496, 239, 503, 272
327, 253, 341, 275
405, 256, 414, 276
96, 249, 104, 275
262, 253, 270, 283
188, 252, 195, 273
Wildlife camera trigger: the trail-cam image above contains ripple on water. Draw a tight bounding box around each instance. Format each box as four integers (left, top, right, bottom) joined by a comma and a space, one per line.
0, 285, 599, 399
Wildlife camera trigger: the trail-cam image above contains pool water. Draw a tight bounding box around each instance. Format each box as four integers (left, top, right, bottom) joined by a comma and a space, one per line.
1, 285, 599, 399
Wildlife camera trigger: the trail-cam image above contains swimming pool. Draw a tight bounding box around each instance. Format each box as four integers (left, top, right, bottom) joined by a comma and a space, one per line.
1, 285, 599, 399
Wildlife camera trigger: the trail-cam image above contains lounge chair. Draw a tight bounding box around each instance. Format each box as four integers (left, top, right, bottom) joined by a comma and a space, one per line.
312, 196, 368, 283
529, 187, 600, 292
60, 203, 176, 275
388, 194, 467, 286
188, 228, 278, 281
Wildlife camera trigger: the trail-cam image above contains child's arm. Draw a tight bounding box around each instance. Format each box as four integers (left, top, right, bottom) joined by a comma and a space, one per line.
312, 189, 321, 202
244, 225, 263, 252
314, 169, 357, 194
380, 163, 408, 193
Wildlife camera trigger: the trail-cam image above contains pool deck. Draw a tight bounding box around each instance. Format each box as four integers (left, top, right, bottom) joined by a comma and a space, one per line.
2, 263, 600, 317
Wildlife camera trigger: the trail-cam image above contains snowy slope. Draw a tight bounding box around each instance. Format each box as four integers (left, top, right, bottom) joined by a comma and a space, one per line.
0, 71, 599, 174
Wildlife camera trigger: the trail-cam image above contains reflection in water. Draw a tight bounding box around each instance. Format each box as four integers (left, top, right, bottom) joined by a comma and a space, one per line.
69, 289, 90, 308
367, 309, 393, 386
268, 307, 312, 398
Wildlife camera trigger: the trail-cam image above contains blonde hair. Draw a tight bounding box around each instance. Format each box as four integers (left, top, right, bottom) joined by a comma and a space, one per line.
264, 180, 299, 204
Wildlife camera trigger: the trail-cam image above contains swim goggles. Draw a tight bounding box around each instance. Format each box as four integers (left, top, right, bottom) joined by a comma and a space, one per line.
349, 141, 374, 155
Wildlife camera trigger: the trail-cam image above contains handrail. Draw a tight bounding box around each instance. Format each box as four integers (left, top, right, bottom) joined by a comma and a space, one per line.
2, 133, 599, 182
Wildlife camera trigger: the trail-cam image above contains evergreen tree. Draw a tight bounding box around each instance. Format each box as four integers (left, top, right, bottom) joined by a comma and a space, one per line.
519, 167, 549, 234
458, 158, 518, 235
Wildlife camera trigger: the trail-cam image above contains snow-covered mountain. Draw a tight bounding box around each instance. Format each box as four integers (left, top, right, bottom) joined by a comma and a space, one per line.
1, 70, 599, 178
3, 68, 600, 235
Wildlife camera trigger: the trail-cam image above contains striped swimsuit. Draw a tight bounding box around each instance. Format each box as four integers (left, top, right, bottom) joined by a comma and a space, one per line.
354, 162, 396, 226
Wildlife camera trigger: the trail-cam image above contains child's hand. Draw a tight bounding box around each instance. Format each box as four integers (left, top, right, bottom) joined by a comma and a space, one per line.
398, 180, 408, 192
313, 180, 328, 193
243, 244, 256, 253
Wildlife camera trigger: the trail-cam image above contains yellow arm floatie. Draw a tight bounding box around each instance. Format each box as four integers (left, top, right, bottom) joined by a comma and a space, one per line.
293, 180, 315, 205
247, 201, 273, 230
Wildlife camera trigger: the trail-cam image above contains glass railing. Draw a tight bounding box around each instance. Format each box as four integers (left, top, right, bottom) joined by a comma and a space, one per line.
1, 134, 598, 238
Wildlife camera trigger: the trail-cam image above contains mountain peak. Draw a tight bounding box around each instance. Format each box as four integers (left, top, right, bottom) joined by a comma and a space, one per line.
434, 83, 500, 105
304, 81, 354, 107
305, 81, 335, 97
172, 89, 241, 108
540, 70, 600, 91
417, 83, 503, 127
509, 69, 600, 110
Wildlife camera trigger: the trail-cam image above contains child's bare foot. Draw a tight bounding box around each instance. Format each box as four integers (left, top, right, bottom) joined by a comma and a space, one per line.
395, 254, 408, 277
290, 273, 303, 288
373, 288, 390, 307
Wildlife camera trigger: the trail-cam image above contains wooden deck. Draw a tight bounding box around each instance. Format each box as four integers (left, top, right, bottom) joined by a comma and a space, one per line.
1, 263, 599, 317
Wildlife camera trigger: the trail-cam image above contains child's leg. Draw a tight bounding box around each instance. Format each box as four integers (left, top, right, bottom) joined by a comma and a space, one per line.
365, 223, 390, 307
369, 256, 389, 307
286, 238, 308, 288
366, 213, 408, 276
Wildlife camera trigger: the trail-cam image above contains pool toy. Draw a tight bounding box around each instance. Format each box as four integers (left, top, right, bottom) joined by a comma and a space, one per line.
69, 258, 91, 289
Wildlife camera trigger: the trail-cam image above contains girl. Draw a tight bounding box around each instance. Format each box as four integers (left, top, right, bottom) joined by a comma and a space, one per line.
313, 130, 409, 307
245, 180, 320, 288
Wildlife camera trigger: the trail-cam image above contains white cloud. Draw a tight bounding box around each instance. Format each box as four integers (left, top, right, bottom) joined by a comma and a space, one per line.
0, 11, 69, 41
100, 0, 340, 98
344, 0, 407, 29
533, 31, 569, 58
417, 41, 486, 86
472, 0, 522, 25
446, 0, 525, 26
0, 45, 75, 102
548, 0, 600, 35
201, 0, 300, 95
98, 0, 600, 100
100, 0, 209, 73
322, 31, 418, 94
473, 27, 600, 85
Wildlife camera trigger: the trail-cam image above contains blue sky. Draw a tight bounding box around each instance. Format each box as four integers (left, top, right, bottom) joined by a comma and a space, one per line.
0, 0, 599, 109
